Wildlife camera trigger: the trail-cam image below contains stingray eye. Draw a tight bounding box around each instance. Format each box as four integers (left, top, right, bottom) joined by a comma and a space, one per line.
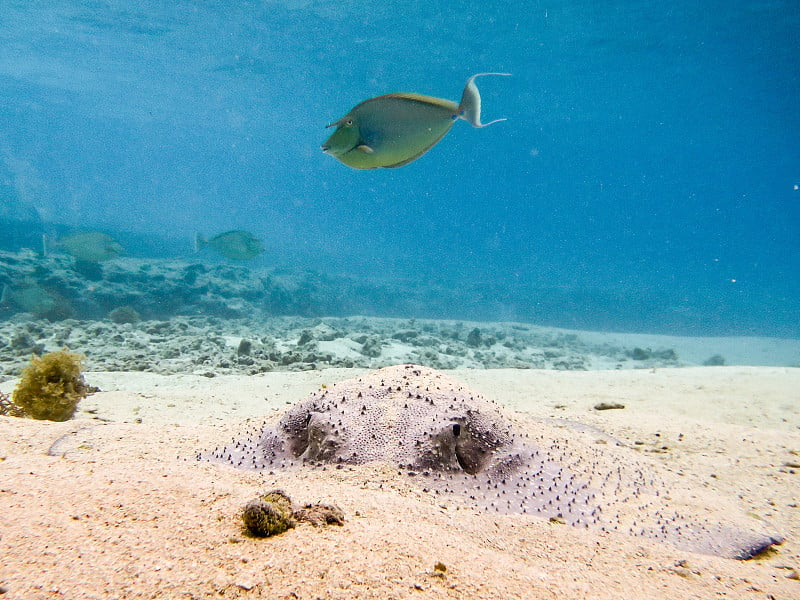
452, 423, 461, 437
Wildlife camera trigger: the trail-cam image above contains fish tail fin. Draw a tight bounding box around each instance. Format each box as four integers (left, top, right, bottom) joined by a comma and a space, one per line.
41, 233, 48, 257
0, 284, 8, 305
194, 233, 205, 253
457, 72, 511, 128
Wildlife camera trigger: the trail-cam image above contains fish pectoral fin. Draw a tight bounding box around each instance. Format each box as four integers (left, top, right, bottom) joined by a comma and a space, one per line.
458, 72, 511, 128
356, 144, 375, 154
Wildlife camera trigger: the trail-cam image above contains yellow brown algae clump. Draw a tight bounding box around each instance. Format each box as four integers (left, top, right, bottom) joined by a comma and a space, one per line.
11, 349, 91, 421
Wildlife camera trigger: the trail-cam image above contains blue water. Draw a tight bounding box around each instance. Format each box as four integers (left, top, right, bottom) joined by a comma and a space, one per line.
1, 1, 798, 337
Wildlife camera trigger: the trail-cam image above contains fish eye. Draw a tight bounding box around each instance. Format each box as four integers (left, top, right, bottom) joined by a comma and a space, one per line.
345, 119, 354, 126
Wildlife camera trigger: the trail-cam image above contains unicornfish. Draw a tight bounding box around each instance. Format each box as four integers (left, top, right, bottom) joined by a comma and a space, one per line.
321, 73, 511, 169
195, 230, 265, 261
43, 232, 124, 263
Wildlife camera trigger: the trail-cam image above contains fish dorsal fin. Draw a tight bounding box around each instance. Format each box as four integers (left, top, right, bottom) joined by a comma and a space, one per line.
457, 72, 511, 128
372, 92, 460, 114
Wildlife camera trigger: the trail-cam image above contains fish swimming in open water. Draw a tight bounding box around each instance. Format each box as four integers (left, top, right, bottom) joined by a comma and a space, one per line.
322, 73, 510, 169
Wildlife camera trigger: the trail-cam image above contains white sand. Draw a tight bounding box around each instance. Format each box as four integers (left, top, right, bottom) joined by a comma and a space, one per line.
573, 330, 800, 367
1, 363, 799, 599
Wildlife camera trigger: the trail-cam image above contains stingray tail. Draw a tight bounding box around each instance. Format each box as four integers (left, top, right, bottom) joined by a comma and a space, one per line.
457, 72, 511, 128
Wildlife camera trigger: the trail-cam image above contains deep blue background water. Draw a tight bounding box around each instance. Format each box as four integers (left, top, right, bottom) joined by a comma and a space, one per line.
1, 1, 798, 336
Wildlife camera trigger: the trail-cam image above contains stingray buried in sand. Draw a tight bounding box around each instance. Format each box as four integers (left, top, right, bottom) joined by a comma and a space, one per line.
199, 364, 782, 560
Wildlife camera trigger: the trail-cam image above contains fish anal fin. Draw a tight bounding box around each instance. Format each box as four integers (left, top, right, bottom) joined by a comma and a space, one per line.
384, 155, 421, 168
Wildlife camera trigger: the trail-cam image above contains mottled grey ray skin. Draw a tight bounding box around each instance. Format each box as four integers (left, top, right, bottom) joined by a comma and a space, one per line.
199, 364, 782, 559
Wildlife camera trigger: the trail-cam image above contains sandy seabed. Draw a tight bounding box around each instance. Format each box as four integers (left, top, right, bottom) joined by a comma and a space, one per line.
1, 361, 799, 599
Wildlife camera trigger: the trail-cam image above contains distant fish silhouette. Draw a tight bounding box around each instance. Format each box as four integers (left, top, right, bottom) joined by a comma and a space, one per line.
322, 73, 511, 169
1, 279, 57, 316
195, 230, 265, 261
43, 232, 123, 263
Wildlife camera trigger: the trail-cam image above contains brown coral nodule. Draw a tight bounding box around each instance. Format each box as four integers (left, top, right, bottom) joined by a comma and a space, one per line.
241, 490, 296, 537
241, 490, 345, 537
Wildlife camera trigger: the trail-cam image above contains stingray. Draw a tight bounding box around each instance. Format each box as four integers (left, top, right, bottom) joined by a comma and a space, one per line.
198, 364, 782, 559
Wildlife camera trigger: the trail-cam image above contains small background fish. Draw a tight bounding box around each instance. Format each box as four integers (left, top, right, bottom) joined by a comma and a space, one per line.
195, 230, 265, 261
45, 232, 124, 263
0, 280, 56, 316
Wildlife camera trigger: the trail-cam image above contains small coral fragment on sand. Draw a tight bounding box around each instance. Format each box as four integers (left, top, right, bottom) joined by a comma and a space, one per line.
293, 503, 345, 527
594, 402, 625, 411
0, 391, 24, 417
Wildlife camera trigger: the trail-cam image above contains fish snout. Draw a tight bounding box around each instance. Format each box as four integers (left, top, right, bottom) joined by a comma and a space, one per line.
321, 143, 343, 156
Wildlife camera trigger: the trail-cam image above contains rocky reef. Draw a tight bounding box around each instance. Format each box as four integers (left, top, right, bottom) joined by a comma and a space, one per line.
0, 311, 686, 381
0, 249, 347, 322
0, 248, 693, 378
